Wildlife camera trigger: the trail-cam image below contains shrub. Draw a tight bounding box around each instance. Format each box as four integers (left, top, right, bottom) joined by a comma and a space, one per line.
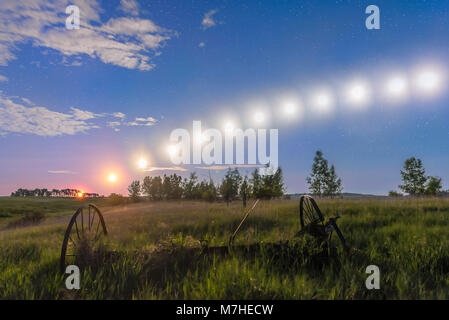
6, 211, 45, 229
389, 190, 403, 197
107, 193, 127, 206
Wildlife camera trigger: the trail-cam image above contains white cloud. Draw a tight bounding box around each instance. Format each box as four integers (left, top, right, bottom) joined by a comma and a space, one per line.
0, 93, 158, 136
102, 17, 161, 35
113, 112, 126, 119
48, 170, 77, 174
199, 42, 205, 48
61, 56, 83, 67
127, 121, 156, 127
0, 0, 174, 71
21, 97, 34, 105
146, 166, 188, 172
136, 116, 157, 123
0, 93, 99, 136
108, 121, 122, 127
70, 107, 101, 120
195, 165, 265, 170
202, 9, 219, 30
125, 117, 158, 127
0, 75, 8, 82
108, 116, 157, 129
119, 0, 140, 16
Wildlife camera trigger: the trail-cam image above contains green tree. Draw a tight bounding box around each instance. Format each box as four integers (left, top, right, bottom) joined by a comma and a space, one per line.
250, 169, 262, 198
271, 167, 285, 198
425, 176, 443, 196
388, 190, 403, 197
324, 165, 343, 198
306, 151, 329, 197
240, 176, 249, 207
142, 176, 163, 200
220, 168, 242, 205
399, 157, 427, 196
200, 179, 218, 202
250, 166, 285, 199
183, 172, 200, 200
128, 180, 141, 202
162, 174, 183, 200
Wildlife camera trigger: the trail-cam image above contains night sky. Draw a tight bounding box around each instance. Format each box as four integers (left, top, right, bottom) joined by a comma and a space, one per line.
1, 0, 449, 196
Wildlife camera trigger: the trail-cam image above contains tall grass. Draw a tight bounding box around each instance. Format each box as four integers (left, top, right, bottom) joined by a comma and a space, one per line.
1, 197, 449, 299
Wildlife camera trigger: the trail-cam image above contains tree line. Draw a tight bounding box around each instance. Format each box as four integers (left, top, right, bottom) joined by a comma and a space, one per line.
10, 188, 99, 198
127, 167, 285, 204
305, 151, 447, 198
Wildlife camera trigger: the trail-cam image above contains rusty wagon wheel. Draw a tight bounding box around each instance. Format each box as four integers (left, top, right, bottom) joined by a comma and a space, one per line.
60, 204, 108, 273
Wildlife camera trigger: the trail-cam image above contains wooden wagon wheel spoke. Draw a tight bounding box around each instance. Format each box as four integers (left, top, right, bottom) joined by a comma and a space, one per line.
74, 219, 80, 240
88, 206, 91, 231
305, 200, 315, 223
305, 199, 314, 220
90, 208, 96, 230
60, 204, 108, 273
299, 195, 325, 230
303, 198, 316, 225
81, 209, 84, 233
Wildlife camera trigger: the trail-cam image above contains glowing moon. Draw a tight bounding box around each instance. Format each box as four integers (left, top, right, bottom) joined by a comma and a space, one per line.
224, 121, 234, 132
283, 102, 296, 115
345, 81, 370, 108
254, 112, 265, 124
384, 75, 409, 103
279, 98, 303, 122
138, 158, 148, 169
108, 173, 118, 183
415, 68, 442, 94
386, 76, 408, 96
167, 145, 178, 156
311, 90, 335, 115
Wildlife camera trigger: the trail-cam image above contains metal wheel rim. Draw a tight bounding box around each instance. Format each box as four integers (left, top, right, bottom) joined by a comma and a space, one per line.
60, 204, 108, 273
299, 195, 324, 229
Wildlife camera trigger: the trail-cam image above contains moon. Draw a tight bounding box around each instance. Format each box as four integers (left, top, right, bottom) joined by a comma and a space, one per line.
108, 173, 118, 183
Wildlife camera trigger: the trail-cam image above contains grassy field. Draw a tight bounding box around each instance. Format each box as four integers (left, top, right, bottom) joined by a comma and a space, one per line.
1, 196, 449, 299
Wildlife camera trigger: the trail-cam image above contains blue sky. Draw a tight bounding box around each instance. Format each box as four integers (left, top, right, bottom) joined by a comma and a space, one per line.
1, 0, 449, 195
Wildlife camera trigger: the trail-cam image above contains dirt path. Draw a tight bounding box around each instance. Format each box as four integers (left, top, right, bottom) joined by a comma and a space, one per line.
0, 202, 155, 235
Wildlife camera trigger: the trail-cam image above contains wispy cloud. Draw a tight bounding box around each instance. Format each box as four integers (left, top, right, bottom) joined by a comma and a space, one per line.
70, 107, 102, 120
195, 165, 265, 170
21, 98, 34, 105
0, 93, 158, 136
132, 117, 157, 126
0, 0, 174, 71
108, 116, 157, 130
0, 93, 99, 136
113, 112, 126, 119
145, 166, 188, 172
119, 0, 140, 16
202, 9, 219, 30
48, 170, 77, 174
0, 75, 8, 82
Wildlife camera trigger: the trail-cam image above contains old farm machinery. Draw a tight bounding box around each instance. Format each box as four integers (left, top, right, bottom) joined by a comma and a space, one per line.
60, 204, 108, 273
60, 196, 347, 273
